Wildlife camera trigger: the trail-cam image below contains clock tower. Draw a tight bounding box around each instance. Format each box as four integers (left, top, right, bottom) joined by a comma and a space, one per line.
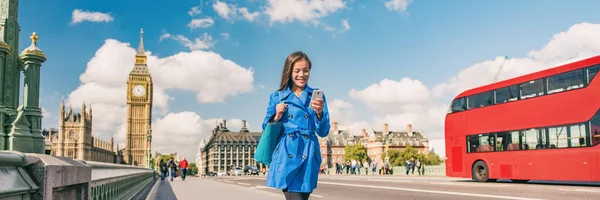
124, 29, 153, 168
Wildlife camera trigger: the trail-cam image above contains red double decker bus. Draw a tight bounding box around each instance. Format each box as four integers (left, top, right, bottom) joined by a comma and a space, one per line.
444, 55, 600, 183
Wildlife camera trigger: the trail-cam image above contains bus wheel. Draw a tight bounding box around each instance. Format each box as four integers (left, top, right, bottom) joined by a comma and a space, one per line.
472, 161, 489, 182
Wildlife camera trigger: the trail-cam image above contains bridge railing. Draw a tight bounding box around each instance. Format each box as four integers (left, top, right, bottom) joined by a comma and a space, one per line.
0, 151, 156, 200
0, 151, 39, 200
85, 161, 156, 200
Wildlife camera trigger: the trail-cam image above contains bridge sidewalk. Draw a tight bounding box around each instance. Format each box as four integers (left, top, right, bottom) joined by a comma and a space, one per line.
145, 177, 282, 200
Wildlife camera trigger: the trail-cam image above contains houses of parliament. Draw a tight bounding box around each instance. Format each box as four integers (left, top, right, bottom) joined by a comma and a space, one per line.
45, 29, 154, 168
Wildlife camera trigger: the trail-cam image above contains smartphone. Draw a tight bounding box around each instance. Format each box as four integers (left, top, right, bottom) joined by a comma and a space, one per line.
310, 90, 324, 108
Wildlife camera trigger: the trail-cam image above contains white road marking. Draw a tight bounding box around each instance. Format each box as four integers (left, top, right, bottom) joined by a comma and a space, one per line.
559, 188, 600, 193
310, 194, 323, 198
223, 180, 233, 183
236, 182, 250, 186
319, 181, 544, 200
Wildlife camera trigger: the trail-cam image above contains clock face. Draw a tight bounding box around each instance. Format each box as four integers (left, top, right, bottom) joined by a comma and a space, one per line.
132, 85, 146, 97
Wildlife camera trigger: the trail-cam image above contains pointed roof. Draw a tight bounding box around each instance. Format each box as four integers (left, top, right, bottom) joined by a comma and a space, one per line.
136, 28, 146, 57
131, 28, 150, 74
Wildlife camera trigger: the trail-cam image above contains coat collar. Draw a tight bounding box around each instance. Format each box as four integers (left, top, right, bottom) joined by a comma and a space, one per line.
278, 84, 315, 113
278, 84, 315, 101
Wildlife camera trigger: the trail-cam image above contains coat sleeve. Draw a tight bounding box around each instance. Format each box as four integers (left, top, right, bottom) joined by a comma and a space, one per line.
261, 92, 279, 131
314, 93, 330, 137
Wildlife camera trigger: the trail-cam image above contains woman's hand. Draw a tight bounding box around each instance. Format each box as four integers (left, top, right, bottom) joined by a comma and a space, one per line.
273, 103, 287, 122
311, 98, 324, 118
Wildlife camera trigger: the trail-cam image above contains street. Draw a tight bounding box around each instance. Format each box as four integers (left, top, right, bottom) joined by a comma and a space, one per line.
198, 175, 599, 200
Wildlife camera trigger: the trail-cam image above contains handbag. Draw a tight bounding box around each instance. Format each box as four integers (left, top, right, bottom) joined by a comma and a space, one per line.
254, 122, 283, 166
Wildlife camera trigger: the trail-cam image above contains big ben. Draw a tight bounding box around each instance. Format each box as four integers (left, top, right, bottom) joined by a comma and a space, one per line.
124, 29, 153, 168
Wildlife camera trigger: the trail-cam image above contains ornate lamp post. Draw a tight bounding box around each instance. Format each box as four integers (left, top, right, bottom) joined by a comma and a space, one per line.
384, 142, 390, 165
146, 129, 152, 169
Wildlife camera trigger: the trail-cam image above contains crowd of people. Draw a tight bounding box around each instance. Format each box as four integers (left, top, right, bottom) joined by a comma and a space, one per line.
158, 157, 189, 181
319, 158, 426, 176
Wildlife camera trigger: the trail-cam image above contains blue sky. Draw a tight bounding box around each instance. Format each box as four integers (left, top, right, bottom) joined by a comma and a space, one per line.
13, 0, 600, 159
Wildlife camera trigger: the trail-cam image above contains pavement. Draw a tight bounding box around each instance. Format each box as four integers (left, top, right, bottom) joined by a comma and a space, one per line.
147, 175, 600, 200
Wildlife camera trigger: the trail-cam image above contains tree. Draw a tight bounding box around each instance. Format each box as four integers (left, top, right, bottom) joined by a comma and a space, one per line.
187, 163, 199, 175
344, 144, 368, 162
383, 145, 443, 166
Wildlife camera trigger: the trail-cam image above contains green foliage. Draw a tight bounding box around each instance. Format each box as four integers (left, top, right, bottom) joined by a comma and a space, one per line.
382, 145, 443, 166
187, 163, 198, 175
343, 144, 368, 162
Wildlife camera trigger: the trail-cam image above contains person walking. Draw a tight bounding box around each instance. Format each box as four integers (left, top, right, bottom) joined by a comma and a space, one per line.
159, 159, 168, 181
168, 157, 177, 181
263, 51, 331, 200
179, 157, 189, 181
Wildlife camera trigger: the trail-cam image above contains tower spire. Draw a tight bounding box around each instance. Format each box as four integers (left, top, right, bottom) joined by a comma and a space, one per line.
135, 28, 147, 65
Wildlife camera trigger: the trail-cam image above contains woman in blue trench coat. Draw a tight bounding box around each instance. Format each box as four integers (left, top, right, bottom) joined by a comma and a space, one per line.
262, 51, 330, 200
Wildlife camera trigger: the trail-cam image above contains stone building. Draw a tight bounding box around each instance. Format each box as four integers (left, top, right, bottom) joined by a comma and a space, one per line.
46, 100, 120, 163
318, 123, 429, 167
198, 119, 264, 174
124, 29, 153, 168
0, 0, 47, 153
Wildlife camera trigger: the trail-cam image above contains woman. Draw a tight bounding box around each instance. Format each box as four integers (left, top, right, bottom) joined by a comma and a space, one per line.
262, 51, 330, 200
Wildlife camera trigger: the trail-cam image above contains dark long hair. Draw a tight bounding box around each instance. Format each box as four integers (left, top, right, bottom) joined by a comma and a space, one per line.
278, 51, 312, 91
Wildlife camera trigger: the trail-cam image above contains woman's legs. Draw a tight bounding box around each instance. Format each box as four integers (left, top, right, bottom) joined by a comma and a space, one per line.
282, 189, 311, 200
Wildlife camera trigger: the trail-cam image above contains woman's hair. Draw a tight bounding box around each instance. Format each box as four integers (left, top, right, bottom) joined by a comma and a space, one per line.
278, 51, 312, 91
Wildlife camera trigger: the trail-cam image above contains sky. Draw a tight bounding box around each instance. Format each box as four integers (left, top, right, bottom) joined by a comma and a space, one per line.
11, 0, 600, 160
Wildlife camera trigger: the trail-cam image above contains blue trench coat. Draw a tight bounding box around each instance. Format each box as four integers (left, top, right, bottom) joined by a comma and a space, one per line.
261, 85, 330, 193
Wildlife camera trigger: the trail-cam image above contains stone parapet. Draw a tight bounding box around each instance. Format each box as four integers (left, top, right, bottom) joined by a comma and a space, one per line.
0, 151, 156, 200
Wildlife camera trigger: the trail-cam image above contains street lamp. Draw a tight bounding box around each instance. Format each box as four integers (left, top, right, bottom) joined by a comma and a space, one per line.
147, 129, 152, 169
384, 140, 390, 165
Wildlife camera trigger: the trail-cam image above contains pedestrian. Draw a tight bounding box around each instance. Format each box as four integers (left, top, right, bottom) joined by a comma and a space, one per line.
262, 51, 331, 200
159, 159, 168, 181
179, 157, 189, 181
168, 157, 177, 181
416, 159, 422, 175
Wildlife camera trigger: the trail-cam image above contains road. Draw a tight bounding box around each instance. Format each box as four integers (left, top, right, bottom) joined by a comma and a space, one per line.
202, 175, 599, 200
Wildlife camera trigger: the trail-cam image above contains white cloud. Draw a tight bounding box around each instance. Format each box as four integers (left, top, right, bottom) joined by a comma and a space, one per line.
188, 6, 202, 16
221, 32, 230, 40
188, 17, 215, 29
71, 9, 114, 24
264, 0, 345, 24
341, 22, 600, 157
349, 77, 430, 113
41, 108, 51, 119
238, 7, 260, 21
329, 19, 351, 37
385, 0, 413, 12
160, 32, 216, 50
433, 22, 600, 99
68, 38, 254, 145
213, 0, 260, 22
153, 113, 252, 160
327, 99, 355, 125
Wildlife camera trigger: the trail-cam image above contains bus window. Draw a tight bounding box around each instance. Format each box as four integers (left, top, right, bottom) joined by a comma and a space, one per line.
547, 69, 584, 94
591, 111, 600, 146
548, 126, 568, 148
520, 79, 544, 100
588, 65, 600, 84
448, 98, 466, 113
521, 128, 546, 149
467, 135, 479, 153
467, 91, 493, 109
477, 134, 494, 152
495, 85, 518, 104
569, 124, 587, 147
